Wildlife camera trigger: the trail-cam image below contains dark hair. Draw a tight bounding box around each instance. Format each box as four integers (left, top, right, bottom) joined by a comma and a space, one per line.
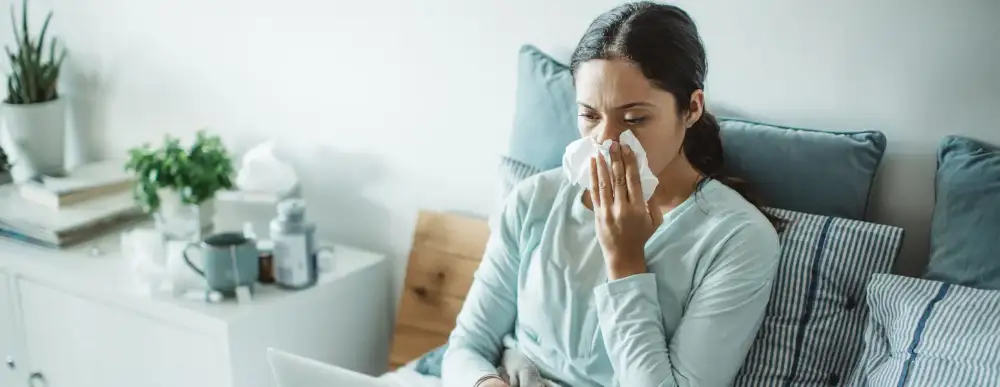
570, 1, 782, 230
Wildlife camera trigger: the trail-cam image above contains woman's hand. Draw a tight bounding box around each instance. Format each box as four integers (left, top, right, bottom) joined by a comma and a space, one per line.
590, 142, 665, 280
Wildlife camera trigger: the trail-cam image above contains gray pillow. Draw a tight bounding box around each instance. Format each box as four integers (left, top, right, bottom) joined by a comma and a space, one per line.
923, 136, 1000, 290
719, 119, 886, 220
850, 274, 1000, 385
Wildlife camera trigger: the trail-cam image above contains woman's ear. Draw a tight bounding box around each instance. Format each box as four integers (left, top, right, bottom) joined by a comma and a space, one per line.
684, 90, 705, 128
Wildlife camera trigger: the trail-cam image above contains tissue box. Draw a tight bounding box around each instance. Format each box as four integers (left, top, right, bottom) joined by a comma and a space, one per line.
213, 188, 299, 237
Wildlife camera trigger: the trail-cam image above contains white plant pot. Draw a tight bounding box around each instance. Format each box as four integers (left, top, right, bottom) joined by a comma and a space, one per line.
0, 99, 67, 180
154, 189, 216, 241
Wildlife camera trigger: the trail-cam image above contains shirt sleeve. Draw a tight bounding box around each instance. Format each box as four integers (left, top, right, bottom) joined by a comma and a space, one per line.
594, 222, 779, 387
442, 190, 526, 387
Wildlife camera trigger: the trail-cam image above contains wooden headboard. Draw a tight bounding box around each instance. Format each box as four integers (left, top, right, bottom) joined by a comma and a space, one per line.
388, 210, 491, 369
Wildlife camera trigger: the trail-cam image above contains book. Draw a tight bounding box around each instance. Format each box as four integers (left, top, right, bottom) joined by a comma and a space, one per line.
0, 183, 145, 247
18, 160, 134, 209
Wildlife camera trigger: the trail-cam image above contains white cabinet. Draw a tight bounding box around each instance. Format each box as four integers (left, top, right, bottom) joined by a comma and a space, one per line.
0, 271, 26, 387
18, 278, 228, 387
0, 241, 392, 387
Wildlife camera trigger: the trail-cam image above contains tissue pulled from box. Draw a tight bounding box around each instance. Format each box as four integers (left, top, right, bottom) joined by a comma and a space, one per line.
235, 141, 299, 197
561, 130, 659, 201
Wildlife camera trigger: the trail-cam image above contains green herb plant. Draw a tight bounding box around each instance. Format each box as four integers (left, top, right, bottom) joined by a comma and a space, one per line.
4, 0, 67, 104
125, 130, 235, 213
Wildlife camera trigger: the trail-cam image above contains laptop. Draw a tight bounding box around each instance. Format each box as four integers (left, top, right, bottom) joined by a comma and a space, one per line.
267, 347, 393, 387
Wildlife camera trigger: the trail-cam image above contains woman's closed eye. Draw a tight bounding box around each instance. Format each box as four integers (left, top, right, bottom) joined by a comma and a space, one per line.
579, 112, 600, 122
624, 116, 647, 125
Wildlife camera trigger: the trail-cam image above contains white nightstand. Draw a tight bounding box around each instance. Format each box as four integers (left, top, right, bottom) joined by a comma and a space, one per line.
0, 234, 392, 387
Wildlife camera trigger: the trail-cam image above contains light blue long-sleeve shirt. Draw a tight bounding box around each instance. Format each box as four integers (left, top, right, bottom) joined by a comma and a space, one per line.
442, 169, 780, 387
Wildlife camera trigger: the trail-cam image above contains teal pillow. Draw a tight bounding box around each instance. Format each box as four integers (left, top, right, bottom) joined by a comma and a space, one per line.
719, 119, 886, 220
507, 45, 578, 171
503, 45, 886, 220
413, 344, 447, 377
924, 136, 1000, 290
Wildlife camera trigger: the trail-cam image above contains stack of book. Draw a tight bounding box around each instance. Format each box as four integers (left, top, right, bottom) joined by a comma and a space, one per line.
0, 160, 145, 247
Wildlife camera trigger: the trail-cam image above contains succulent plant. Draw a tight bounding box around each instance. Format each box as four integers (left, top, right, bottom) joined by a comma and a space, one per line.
4, 0, 67, 105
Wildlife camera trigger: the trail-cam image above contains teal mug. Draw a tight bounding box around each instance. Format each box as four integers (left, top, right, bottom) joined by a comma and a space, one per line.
183, 232, 260, 294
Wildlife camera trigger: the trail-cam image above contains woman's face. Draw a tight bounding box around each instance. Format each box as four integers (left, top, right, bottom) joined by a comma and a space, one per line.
574, 59, 703, 176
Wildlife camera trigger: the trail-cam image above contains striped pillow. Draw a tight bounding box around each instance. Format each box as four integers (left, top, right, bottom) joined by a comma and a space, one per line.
499, 156, 543, 198
734, 208, 904, 387
491, 156, 544, 229
849, 274, 1000, 386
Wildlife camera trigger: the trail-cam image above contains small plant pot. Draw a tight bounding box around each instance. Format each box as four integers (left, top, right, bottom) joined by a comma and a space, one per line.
154, 189, 216, 241
0, 99, 67, 178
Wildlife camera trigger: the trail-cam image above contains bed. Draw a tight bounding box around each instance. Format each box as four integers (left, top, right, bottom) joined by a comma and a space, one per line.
367, 42, 1000, 386
374, 205, 912, 387
378, 210, 490, 386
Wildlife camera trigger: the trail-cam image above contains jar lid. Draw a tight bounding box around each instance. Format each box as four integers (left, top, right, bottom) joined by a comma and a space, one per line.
257, 239, 275, 251
276, 198, 306, 221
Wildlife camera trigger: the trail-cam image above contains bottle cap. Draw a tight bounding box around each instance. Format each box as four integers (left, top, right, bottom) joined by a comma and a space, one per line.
257, 239, 275, 251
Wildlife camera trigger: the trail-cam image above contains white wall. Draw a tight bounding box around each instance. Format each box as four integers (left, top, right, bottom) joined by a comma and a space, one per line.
3, 0, 999, 300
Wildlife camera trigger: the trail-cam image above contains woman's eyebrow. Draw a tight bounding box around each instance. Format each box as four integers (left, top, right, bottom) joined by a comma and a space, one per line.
576, 101, 654, 110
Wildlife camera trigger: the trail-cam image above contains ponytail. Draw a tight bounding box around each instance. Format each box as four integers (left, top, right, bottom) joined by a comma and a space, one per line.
683, 111, 785, 231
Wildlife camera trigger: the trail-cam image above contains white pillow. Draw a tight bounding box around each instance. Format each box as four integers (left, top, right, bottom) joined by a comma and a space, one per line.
849, 274, 1000, 385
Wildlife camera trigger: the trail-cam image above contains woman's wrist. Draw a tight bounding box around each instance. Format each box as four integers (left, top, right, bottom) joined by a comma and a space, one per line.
474, 374, 508, 387
606, 253, 648, 280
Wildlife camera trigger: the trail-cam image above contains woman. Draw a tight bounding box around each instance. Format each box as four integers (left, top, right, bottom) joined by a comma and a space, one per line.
442, 2, 781, 386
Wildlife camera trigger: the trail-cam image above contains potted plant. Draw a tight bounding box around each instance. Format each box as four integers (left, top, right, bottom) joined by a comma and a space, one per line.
2, 0, 68, 180
125, 130, 235, 240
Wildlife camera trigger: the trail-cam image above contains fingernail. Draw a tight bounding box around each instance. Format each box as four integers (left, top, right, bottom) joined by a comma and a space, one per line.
610, 142, 619, 152
622, 144, 631, 155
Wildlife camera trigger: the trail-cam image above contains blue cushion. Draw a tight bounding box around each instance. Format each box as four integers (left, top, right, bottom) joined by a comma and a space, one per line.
506, 45, 579, 172
849, 274, 1000, 385
734, 208, 904, 387
924, 136, 1000, 290
719, 119, 886, 220
413, 344, 447, 377
503, 46, 886, 219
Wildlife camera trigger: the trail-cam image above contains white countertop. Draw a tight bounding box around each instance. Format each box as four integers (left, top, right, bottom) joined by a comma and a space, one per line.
0, 230, 386, 335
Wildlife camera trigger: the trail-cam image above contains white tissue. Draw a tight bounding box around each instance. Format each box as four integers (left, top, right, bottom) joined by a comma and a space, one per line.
561, 130, 659, 201
235, 141, 300, 197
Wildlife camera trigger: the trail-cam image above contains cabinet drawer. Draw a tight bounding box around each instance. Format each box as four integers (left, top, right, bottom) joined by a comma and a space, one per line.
0, 272, 23, 387
18, 279, 229, 387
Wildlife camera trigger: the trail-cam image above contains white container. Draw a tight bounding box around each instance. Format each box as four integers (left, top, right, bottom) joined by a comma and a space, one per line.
270, 199, 321, 289
0, 99, 66, 179
213, 189, 299, 238
155, 188, 215, 241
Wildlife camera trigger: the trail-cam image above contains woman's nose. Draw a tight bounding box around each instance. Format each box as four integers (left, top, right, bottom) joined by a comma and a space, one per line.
593, 123, 624, 144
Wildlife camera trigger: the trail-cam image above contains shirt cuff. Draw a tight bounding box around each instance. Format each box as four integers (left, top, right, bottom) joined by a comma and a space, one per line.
595, 272, 658, 297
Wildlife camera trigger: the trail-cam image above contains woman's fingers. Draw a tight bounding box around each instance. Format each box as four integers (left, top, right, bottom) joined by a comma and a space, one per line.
596, 152, 614, 209
589, 156, 601, 208
610, 142, 628, 202
622, 144, 643, 204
